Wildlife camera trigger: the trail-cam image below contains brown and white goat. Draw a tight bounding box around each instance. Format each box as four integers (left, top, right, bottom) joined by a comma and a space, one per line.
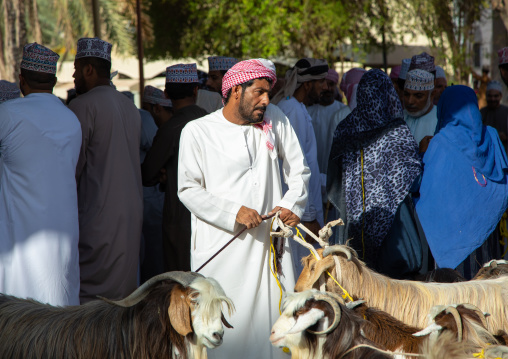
295, 245, 508, 332
472, 259, 508, 280
270, 290, 393, 359
414, 304, 498, 351
0, 271, 235, 359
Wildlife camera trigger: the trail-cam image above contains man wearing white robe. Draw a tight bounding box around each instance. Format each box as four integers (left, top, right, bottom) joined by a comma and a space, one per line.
0, 43, 81, 306
272, 58, 328, 275
307, 69, 348, 199
403, 69, 438, 149
178, 59, 309, 359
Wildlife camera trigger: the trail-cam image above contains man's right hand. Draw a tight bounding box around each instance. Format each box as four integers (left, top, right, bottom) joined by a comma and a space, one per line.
236, 206, 263, 229
419, 135, 433, 153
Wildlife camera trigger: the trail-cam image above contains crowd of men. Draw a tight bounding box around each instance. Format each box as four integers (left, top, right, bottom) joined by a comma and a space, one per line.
1, 38, 508, 359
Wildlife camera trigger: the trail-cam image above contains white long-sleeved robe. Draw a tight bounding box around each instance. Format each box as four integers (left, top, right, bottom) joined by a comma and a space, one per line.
0, 93, 82, 305
307, 100, 349, 197
277, 97, 324, 276
404, 105, 438, 145
178, 104, 309, 359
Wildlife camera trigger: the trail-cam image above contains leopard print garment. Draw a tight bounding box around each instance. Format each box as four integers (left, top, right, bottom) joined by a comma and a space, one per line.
330, 69, 422, 255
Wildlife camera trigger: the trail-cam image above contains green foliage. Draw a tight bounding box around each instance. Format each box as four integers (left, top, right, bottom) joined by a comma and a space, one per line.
405, 0, 488, 83
144, 0, 376, 64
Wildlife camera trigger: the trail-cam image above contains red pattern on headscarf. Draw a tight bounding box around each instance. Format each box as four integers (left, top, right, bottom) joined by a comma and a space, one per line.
221, 59, 277, 99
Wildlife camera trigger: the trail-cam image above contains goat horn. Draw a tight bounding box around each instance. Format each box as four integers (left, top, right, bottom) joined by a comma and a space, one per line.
445, 306, 463, 343
458, 303, 489, 329
413, 323, 443, 337
322, 245, 354, 261
307, 294, 341, 335
100, 271, 204, 307
346, 299, 366, 310
325, 291, 347, 305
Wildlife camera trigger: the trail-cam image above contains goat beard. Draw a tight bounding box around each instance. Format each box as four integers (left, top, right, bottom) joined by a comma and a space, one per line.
272, 234, 286, 276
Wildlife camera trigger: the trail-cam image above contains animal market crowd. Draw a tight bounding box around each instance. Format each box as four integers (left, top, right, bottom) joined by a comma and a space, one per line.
1, 37, 508, 358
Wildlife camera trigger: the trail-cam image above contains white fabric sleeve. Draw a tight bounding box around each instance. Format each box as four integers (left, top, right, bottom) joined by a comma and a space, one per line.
177, 125, 242, 232
273, 106, 310, 219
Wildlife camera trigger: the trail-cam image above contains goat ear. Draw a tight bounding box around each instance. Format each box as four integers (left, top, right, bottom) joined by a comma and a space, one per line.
286, 308, 325, 334
168, 285, 193, 337
307, 256, 336, 287
221, 313, 234, 329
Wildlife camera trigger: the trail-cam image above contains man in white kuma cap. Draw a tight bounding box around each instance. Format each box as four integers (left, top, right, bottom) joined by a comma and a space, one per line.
403, 69, 438, 152
69, 37, 143, 303
178, 58, 309, 359
0, 43, 82, 306
206, 56, 237, 93
481, 80, 508, 153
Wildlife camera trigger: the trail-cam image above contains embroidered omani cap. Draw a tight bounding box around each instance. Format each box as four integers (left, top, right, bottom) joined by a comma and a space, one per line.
76, 37, 112, 62
409, 52, 435, 73
20, 43, 59, 74
166, 63, 199, 83
404, 69, 435, 91
435, 65, 446, 79
208, 56, 237, 72
143, 85, 172, 107
487, 81, 503, 93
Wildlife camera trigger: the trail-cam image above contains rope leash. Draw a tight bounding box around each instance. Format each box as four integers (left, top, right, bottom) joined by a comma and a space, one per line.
195, 212, 275, 273
271, 217, 353, 303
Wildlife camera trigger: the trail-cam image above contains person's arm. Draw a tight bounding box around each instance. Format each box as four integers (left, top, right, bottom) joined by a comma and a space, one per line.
68, 99, 91, 185
177, 125, 243, 232
141, 126, 174, 187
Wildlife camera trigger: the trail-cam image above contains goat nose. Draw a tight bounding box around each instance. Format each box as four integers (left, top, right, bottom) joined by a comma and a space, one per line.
213, 332, 223, 341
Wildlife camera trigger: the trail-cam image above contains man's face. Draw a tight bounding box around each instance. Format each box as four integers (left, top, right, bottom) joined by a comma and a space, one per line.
72, 60, 87, 95
206, 70, 224, 93
320, 79, 337, 105
403, 88, 433, 117
307, 78, 327, 105
433, 78, 447, 105
486, 89, 502, 110
238, 79, 271, 124
500, 67, 508, 88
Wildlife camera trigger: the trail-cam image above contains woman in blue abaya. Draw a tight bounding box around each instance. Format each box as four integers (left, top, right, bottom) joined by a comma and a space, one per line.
416, 85, 508, 279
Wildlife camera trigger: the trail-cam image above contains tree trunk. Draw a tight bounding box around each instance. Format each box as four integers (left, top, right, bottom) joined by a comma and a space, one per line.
1, 0, 27, 82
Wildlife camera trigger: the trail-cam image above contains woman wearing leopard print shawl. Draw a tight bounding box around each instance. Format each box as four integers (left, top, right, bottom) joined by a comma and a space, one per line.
327, 68, 423, 279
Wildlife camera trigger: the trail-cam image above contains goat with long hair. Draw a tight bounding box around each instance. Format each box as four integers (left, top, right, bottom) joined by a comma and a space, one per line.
295, 245, 508, 332
270, 290, 392, 358
0, 271, 234, 359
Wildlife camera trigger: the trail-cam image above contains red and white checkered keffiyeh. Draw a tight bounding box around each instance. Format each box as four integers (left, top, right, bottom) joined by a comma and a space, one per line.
222, 59, 277, 156
221, 59, 277, 99
254, 116, 275, 157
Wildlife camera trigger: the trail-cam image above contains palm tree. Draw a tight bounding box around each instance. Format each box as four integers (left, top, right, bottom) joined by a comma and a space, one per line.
0, 0, 153, 81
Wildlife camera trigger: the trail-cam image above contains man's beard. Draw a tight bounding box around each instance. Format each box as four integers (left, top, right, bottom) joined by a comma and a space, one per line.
238, 94, 266, 124
319, 90, 334, 105
406, 93, 432, 117
308, 86, 321, 105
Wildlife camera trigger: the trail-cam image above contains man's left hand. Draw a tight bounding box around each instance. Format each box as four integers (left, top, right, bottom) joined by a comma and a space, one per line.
268, 206, 300, 227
